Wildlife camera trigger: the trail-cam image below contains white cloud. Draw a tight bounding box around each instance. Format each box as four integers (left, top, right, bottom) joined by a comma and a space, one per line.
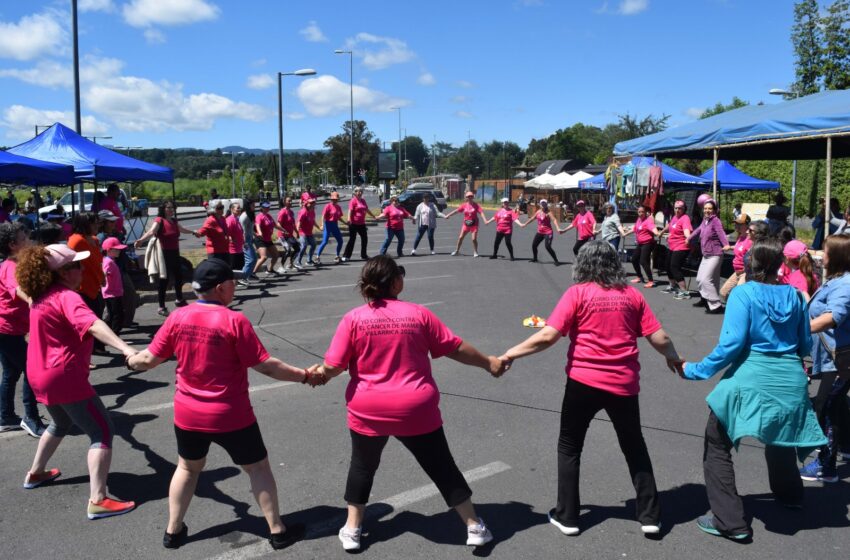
685, 107, 704, 119
295, 75, 409, 117
1, 105, 109, 141
79, 0, 114, 12
299, 20, 328, 42
144, 29, 167, 44
454, 111, 473, 119
123, 0, 220, 27
451, 95, 469, 104
417, 72, 435, 86
0, 56, 124, 89
456, 80, 474, 89
597, 0, 649, 15
286, 112, 305, 120
345, 33, 414, 70
0, 12, 66, 61
247, 73, 274, 90
251, 58, 267, 67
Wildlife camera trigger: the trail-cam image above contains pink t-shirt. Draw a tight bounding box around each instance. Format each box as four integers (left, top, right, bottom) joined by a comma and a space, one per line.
27, 285, 98, 405
383, 205, 410, 230
198, 214, 229, 254
349, 197, 369, 225
547, 283, 662, 396
667, 214, 692, 252
297, 207, 316, 236
99, 197, 124, 233
732, 235, 753, 272
0, 260, 28, 335
634, 216, 656, 245
276, 208, 295, 238
572, 211, 597, 240
148, 304, 270, 433
324, 299, 462, 436
786, 269, 819, 296
459, 202, 481, 226
101, 256, 123, 299
536, 211, 553, 235
323, 203, 343, 223
778, 262, 791, 284
255, 212, 276, 243
225, 214, 244, 254
494, 209, 518, 234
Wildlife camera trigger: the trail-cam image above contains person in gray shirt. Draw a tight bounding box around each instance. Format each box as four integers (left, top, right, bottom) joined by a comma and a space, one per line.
597, 203, 627, 250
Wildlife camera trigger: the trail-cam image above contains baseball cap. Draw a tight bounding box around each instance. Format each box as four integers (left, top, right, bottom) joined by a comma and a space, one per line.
191, 258, 234, 292
465, 191, 474, 197
501, 197, 509, 203
45, 244, 89, 271
97, 210, 118, 221
783, 239, 808, 260
674, 200, 686, 209
734, 213, 751, 224
260, 201, 271, 208
539, 199, 548, 205
102, 237, 127, 251
576, 200, 586, 206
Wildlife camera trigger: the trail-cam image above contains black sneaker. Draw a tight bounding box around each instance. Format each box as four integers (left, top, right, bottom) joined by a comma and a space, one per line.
174, 299, 188, 308
692, 297, 707, 308
20, 417, 46, 438
269, 523, 306, 550
163, 523, 188, 549
0, 416, 22, 432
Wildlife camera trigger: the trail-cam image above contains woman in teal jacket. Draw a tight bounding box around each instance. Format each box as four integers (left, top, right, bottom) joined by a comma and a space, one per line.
682, 238, 826, 540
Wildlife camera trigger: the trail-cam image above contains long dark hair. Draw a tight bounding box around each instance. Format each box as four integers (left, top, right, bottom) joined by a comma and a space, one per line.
71, 211, 97, 235
157, 201, 176, 220
749, 238, 785, 283
825, 234, 850, 279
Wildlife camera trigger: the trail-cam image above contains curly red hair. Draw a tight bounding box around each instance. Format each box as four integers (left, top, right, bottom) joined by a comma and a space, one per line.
15, 245, 56, 301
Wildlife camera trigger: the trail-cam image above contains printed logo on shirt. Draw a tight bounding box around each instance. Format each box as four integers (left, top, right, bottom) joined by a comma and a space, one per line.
361, 316, 419, 336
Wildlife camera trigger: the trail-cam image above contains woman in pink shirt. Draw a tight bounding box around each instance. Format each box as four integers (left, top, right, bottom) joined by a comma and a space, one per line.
520, 199, 562, 265
559, 200, 597, 256
485, 197, 522, 260
275, 197, 300, 271
194, 202, 230, 264
659, 200, 693, 298
316, 192, 348, 264
719, 214, 752, 302
253, 202, 283, 276
445, 191, 487, 257
343, 187, 378, 262
311, 256, 506, 551
129, 259, 311, 551
498, 240, 682, 537
626, 205, 660, 288
783, 239, 818, 301
225, 202, 245, 272
378, 195, 413, 257
296, 199, 322, 268
17, 244, 138, 520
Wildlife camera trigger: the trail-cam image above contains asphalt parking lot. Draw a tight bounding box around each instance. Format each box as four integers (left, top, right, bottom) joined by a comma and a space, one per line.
1, 195, 848, 559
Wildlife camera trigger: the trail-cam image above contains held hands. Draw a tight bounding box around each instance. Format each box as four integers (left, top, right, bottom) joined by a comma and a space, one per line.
488, 355, 513, 377
303, 364, 328, 387
666, 357, 686, 378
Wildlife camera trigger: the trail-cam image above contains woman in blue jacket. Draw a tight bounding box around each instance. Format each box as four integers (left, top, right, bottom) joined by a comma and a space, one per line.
682, 238, 826, 540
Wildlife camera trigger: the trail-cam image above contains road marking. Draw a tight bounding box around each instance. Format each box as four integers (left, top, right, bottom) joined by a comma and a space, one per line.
264, 275, 452, 295
258, 301, 444, 329
207, 460, 511, 560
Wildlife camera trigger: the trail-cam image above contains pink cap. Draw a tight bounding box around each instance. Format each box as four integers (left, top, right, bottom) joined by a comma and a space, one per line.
696, 193, 714, 207
783, 239, 808, 260
102, 237, 127, 251
45, 244, 89, 271
576, 200, 586, 206
674, 200, 686, 208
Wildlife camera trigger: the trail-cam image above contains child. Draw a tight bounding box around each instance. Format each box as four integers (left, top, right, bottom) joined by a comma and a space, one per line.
783, 239, 818, 302
102, 237, 126, 334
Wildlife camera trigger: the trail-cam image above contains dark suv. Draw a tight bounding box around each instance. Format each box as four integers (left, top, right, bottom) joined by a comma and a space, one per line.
381, 190, 447, 213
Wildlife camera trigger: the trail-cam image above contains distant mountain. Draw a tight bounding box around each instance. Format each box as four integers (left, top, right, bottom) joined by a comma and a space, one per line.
219, 145, 322, 155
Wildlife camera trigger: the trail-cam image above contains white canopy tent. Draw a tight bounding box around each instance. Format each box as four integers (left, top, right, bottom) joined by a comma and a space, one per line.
562, 171, 593, 190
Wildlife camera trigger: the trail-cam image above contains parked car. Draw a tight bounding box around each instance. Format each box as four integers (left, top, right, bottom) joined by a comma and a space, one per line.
380, 190, 447, 214
39, 188, 128, 218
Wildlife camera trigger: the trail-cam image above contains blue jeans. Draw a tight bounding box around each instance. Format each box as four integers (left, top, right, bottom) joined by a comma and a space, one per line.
0, 334, 38, 422
317, 221, 343, 257
242, 235, 256, 278
380, 228, 405, 256
413, 225, 435, 251
298, 233, 316, 264
607, 237, 620, 251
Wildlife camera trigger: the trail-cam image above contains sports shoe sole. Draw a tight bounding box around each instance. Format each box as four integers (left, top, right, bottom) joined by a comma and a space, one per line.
697, 522, 749, 540
87, 504, 136, 520
548, 510, 579, 536
23, 470, 61, 489
20, 419, 45, 438
641, 524, 661, 534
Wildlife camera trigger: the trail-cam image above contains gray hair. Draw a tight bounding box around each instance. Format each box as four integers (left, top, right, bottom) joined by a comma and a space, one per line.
572, 240, 627, 288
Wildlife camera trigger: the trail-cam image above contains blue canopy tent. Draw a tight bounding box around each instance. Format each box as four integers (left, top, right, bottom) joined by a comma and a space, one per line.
0, 150, 75, 186
698, 160, 779, 191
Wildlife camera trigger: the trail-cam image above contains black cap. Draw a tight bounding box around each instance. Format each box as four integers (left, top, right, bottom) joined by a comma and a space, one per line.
191, 258, 234, 292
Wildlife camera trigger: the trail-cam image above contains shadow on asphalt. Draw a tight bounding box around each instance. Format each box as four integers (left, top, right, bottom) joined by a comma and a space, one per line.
98, 372, 169, 412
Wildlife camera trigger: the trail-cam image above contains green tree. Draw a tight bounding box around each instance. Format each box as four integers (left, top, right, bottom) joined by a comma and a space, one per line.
395, 135, 429, 176
792, 0, 823, 95
822, 0, 850, 89
700, 96, 749, 119
323, 120, 379, 185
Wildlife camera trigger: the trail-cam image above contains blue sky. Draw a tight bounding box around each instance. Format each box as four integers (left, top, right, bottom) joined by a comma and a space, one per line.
0, 0, 798, 151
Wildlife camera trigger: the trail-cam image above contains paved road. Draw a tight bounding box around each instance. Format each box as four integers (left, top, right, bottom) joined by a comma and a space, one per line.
2, 200, 848, 559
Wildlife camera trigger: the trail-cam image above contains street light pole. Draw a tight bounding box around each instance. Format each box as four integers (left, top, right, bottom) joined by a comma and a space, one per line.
390, 107, 402, 187
222, 150, 245, 198
278, 68, 316, 201
301, 161, 311, 188
768, 88, 800, 225
335, 50, 354, 188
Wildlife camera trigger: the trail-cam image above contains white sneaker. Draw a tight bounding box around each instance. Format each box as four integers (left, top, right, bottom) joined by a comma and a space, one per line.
451, 251, 458, 256
338, 526, 361, 551
466, 518, 493, 546
548, 510, 579, 536
341, 257, 348, 262
430, 250, 436, 255
473, 252, 479, 258
410, 249, 416, 255
641, 523, 661, 535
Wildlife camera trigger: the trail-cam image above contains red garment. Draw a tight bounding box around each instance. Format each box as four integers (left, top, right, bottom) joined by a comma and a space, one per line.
276, 208, 295, 238
572, 211, 596, 240
225, 214, 244, 254
648, 165, 663, 192
198, 214, 229, 254
154, 217, 180, 251
0, 260, 28, 335
382, 205, 410, 230
297, 207, 316, 236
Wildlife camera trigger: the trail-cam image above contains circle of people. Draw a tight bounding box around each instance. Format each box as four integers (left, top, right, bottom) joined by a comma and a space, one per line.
0, 185, 847, 553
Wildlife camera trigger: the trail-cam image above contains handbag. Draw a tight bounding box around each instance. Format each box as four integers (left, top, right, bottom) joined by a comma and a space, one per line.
464, 219, 475, 227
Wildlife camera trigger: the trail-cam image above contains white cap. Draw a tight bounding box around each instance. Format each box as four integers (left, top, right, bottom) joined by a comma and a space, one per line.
539, 199, 548, 205
501, 197, 509, 203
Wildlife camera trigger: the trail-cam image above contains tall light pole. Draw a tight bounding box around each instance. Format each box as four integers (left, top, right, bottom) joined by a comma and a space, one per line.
222, 150, 244, 198
769, 88, 799, 225
334, 49, 354, 187
390, 106, 402, 188
301, 161, 311, 188
278, 68, 316, 200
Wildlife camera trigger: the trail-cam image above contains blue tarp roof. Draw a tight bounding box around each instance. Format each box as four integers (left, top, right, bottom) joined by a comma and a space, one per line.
578, 157, 710, 190
698, 160, 779, 191
8, 123, 173, 183
613, 90, 850, 160
0, 150, 75, 186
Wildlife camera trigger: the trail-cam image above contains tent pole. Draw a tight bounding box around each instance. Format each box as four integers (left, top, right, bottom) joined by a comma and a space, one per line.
171, 181, 176, 217
712, 149, 718, 201
824, 136, 833, 282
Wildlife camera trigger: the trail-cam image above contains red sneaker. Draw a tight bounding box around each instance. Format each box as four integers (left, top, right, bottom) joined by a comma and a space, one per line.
23, 468, 61, 489
87, 497, 136, 520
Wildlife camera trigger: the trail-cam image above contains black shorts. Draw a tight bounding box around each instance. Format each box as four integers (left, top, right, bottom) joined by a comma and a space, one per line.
174, 422, 268, 465
256, 239, 275, 249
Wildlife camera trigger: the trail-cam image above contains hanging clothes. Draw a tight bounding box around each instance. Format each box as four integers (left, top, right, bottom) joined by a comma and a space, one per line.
636, 166, 651, 188
622, 163, 635, 196
648, 164, 663, 190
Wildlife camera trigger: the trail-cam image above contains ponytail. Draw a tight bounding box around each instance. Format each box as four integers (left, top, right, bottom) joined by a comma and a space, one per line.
799, 253, 817, 295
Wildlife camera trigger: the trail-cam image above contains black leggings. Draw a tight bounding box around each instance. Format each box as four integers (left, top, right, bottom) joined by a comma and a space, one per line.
631, 241, 655, 281
158, 249, 184, 308
104, 297, 124, 335
573, 238, 590, 256
668, 249, 689, 283
344, 224, 369, 259
532, 233, 558, 263
493, 232, 514, 258
812, 371, 850, 469
345, 427, 472, 508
